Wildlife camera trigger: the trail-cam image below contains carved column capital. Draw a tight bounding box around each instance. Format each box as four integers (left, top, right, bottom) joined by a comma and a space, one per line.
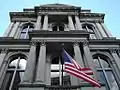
117, 49, 120, 53
109, 48, 117, 53
1, 48, 9, 53
83, 41, 89, 46
30, 41, 36, 46
73, 42, 80, 46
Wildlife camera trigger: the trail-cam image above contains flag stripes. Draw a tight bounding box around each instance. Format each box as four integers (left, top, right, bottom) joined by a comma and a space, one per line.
63, 50, 100, 88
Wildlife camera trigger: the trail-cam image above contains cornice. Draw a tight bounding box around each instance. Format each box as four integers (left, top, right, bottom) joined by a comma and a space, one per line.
80, 13, 105, 20
89, 38, 120, 45
0, 37, 30, 45
10, 12, 36, 21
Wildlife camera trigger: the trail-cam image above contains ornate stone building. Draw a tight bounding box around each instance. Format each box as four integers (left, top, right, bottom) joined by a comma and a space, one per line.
0, 3, 120, 90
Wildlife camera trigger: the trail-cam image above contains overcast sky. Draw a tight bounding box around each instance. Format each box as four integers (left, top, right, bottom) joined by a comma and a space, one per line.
0, 0, 120, 38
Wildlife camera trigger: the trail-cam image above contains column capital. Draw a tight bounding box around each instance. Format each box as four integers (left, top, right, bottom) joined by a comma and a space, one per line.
30, 41, 36, 46
73, 42, 80, 46
109, 48, 117, 53
40, 41, 46, 46
83, 41, 89, 46
1, 48, 9, 53
117, 49, 120, 53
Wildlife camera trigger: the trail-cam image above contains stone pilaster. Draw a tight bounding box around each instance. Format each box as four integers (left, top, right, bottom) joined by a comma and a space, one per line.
22, 42, 36, 83
35, 15, 42, 30
101, 23, 112, 37
70, 42, 84, 85
68, 15, 75, 30
43, 14, 48, 30
75, 15, 82, 30
9, 22, 20, 37
96, 22, 107, 37
35, 42, 46, 85
0, 48, 8, 88
0, 48, 8, 69
110, 49, 120, 72
3, 22, 14, 37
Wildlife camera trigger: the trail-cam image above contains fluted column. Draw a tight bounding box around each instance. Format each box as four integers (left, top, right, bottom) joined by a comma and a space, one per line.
35, 15, 42, 30
9, 22, 20, 37
3, 22, 14, 37
75, 15, 82, 30
68, 15, 75, 30
35, 42, 46, 84
22, 42, 36, 83
43, 14, 48, 30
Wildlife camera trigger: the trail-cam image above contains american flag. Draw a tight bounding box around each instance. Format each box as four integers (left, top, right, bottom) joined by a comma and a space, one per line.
63, 50, 100, 88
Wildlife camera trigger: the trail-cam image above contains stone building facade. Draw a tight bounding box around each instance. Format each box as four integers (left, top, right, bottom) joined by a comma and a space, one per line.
0, 3, 120, 90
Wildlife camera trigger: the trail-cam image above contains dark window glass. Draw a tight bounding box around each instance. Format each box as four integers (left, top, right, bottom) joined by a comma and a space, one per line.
93, 56, 119, 90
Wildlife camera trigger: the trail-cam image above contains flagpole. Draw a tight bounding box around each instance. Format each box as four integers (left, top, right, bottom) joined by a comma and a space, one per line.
59, 56, 62, 85
61, 43, 64, 85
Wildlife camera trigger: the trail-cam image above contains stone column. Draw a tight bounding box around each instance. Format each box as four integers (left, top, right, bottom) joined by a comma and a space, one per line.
68, 15, 75, 30
3, 22, 14, 37
0, 49, 8, 88
35, 15, 42, 30
22, 42, 36, 83
43, 14, 48, 30
94, 22, 103, 39
45, 55, 51, 85
83, 41, 93, 66
35, 42, 46, 84
70, 43, 84, 85
9, 22, 20, 37
101, 23, 112, 37
83, 41, 97, 90
75, 15, 82, 30
96, 22, 107, 37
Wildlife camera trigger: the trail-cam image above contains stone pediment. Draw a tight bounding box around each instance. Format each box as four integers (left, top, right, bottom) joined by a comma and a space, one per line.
40, 3, 78, 8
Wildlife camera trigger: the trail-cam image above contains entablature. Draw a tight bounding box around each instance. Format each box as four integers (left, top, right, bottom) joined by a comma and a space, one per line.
29, 30, 89, 39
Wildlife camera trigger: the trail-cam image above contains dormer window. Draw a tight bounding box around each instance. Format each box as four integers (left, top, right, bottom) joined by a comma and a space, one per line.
82, 24, 96, 39
20, 23, 34, 39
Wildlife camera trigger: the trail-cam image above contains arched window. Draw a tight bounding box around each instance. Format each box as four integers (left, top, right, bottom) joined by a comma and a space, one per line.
93, 55, 119, 90
51, 56, 70, 85
82, 24, 96, 39
1, 55, 27, 90
20, 23, 34, 39
52, 23, 64, 31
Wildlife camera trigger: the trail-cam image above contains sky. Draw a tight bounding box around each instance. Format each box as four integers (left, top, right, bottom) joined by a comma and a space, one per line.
0, 0, 120, 38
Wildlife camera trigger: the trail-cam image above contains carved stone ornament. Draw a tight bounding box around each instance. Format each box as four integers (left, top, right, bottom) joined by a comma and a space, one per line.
30, 41, 36, 46
83, 40, 89, 46
1, 48, 8, 53
109, 48, 116, 53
